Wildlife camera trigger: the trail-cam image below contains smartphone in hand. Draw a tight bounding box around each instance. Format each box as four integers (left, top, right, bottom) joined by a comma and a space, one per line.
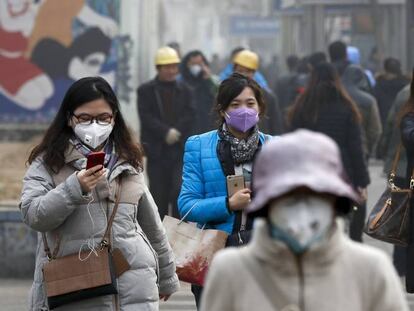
86, 151, 105, 170
226, 175, 245, 197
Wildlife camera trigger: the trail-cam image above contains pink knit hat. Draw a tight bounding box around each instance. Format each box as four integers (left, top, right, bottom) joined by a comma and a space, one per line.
247, 129, 360, 215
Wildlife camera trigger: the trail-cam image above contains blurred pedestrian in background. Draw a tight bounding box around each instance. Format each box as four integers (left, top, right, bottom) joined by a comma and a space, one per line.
288, 62, 370, 242
329, 41, 372, 93
178, 73, 272, 308
263, 54, 280, 94
179, 50, 219, 134
378, 84, 410, 175
365, 46, 382, 76
209, 53, 222, 75
308, 51, 327, 71
329, 40, 351, 76
342, 65, 382, 158
347, 46, 376, 88
137, 46, 195, 219
276, 54, 299, 116
20, 77, 179, 310
219, 47, 270, 91
233, 50, 284, 135
374, 57, 410, 128
201, 130, 407, 311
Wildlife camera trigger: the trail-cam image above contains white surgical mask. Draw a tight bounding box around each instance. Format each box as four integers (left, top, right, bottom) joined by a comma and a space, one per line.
268, 194, 334, 254
74, 121, 113, 150
189, 64, 202, 77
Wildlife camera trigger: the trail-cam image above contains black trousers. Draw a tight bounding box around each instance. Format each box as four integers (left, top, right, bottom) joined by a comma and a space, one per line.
349, 202, 366, 242
147, 156, 182, 220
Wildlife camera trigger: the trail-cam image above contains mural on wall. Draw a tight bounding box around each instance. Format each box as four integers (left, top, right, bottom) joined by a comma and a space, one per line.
0, 0, 121, 123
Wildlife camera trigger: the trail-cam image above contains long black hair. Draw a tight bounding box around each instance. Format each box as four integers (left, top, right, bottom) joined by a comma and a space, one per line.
288, 62, 361, 126
28, 77, 143, 172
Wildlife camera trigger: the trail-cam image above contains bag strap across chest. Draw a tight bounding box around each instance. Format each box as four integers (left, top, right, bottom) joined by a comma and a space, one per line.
42, 176, 122, 260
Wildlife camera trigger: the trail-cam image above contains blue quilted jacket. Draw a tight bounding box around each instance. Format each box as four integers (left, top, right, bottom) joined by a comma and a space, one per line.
178, 130, 271, 234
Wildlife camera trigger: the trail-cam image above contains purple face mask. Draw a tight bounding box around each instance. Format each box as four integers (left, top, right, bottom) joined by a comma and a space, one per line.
225, 107, 259, 133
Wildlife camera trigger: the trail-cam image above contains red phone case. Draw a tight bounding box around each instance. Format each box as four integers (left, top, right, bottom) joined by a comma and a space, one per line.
86, 152, 105, 170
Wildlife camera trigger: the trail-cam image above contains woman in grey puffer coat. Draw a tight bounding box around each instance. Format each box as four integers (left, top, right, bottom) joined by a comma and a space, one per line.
20, 77, 179, 310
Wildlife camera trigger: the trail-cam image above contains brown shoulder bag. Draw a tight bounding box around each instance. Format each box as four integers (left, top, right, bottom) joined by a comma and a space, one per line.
42, 177, 130, 309
364, 145, 413, 246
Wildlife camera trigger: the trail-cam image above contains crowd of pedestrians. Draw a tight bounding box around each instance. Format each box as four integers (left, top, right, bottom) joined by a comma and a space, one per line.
19, 39, 414, 310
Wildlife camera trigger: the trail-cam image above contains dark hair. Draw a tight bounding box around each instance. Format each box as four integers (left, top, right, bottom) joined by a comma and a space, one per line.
286, 55, 299, 72
28, 77, 143, 172
231, 47, 246, 59
70, 27, 111, 59
384, 57, 402, 76
329, 41, 347, 62
215, 73, 266, 123
308, 52, 327, 69
287, 62, 361, 126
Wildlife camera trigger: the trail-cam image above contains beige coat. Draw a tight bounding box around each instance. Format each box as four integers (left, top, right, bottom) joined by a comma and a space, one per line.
20, 145, 179, 310
201, 220, 408, 311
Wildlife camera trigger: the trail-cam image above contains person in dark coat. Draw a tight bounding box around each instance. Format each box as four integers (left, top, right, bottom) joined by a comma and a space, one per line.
374, 57, 410, 127
329, 41, 351, 77
399, 74, 414, 293
233, 49, 284, 135
329, 40, 372, 93
276, 54, 299, 115
342, 65, 382, 158
179, 50, 219, 134
288, 62, 370, 242
137, 46, 195, 219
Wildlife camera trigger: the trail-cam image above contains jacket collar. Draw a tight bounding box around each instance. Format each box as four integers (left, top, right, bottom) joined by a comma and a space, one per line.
248, 219, 344, 276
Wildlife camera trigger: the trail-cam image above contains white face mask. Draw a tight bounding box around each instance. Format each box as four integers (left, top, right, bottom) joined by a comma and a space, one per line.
189, 64, 202, 77
74, 121, 113, 150
268, 194, 334, 254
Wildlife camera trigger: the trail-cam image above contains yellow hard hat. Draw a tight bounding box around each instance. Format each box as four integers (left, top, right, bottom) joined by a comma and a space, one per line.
233, 50, 259, 71
155, 46, 180, 65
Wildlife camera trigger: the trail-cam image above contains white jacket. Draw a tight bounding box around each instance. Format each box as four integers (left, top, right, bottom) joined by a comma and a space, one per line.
201, 219, 408, 311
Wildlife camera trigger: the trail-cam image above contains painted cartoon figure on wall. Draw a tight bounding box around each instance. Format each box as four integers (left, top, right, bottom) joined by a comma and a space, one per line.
0, 0, 119, 122
0, 0, 53, 111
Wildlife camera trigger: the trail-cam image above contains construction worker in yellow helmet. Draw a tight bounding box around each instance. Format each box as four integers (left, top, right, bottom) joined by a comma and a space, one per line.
137, 46, 195, 219
233, 50, 260, 80
154, 46, 181, 82
233, 49, 284, 135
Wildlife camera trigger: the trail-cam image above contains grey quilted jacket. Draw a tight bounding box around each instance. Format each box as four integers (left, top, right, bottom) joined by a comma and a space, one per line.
20, 145, 179, 310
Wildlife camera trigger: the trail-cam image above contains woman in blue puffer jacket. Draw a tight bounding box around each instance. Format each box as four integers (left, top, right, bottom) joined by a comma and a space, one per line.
178, 72, 273, 308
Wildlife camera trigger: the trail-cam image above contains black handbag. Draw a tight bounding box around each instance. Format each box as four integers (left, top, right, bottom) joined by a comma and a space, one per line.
42, 178, 123, 309
365, 145, 412, 246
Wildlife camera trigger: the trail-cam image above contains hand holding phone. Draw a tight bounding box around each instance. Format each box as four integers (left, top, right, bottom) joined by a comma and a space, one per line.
226, 175, 245, 197
77, 152, 106, 193
86, 151, 105, 170
227, 175, 251, 211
